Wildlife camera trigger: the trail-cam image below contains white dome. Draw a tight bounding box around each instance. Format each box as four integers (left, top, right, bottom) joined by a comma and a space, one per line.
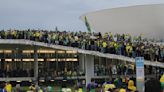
81, 4, 164, 40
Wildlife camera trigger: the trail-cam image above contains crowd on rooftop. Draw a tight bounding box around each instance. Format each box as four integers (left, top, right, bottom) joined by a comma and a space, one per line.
0, 29, 163, 62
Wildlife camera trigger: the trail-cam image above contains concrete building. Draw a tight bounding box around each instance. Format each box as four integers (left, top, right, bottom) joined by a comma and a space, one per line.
0, 39, 163, 86
80, 4, 164, 41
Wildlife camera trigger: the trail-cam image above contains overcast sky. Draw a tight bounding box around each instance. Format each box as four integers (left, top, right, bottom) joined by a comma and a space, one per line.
0, 0, 164, 31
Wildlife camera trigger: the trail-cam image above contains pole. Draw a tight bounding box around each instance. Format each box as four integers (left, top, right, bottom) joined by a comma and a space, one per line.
34, 46, 38, 85
136, 57, 145, 92
156, 61, 157, 79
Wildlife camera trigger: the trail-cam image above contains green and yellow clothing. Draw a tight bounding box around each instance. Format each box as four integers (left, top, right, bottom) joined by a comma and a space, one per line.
102, 41, 107, 48
114, 42, 118, 50
5, 83, 12, 92
36, 32, 41, 38
126, 45, 132, 53
160, 74, 164, 89
38, 89, 43, 92
12, 31, 16, 37
109, 41, 114, 47
110, 32, 113, 38
96, 40, 100, 47
128, 80, 136, 92
104, 84, 115, 92
119, 88, 126, 92
160, 74, 164, 83
77, 88, 83, 92
4, 31, 8, 38
103, 33, 108, 38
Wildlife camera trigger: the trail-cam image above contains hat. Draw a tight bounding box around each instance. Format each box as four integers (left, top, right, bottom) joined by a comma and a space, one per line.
119, 88, 126, 92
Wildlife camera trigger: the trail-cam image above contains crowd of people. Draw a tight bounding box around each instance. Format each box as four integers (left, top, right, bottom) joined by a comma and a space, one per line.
39, 69, 85, 80
94, 64, 135, 76
0, 68, 34, 77
0, 74, 163, 92
1, 63, 162, 78
75, 74, 164, 92
95, 63, 164, 76
0, 29, 163, 62
0, 29, 163, 91
0, 82, 12, 92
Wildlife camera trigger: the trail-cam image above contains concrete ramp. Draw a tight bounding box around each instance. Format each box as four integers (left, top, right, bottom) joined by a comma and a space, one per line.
0, 39, 164, 68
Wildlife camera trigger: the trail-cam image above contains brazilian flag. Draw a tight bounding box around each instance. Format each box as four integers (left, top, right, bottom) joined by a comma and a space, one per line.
85, 16, 91, 33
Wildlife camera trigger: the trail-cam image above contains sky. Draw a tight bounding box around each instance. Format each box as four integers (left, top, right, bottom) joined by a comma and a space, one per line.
0, 0, 164, 31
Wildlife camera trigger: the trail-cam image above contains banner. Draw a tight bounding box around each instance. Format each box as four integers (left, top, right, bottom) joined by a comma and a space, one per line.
135, 57, 145, 92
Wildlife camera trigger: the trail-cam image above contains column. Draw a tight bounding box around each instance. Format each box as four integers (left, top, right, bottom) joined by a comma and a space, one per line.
136, 57, 145, 92
79, 54, 85, 72
85, 54, 94, 87
34, 47, 38, 85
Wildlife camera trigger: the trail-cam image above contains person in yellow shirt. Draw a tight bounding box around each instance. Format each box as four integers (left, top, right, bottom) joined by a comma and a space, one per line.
160, 74, 164, 90
128, 80, 136, 92
102, 41, 107, 48
109, 32, 113, 39
102, 41, 107, 53
11, 31, 16, 39
126, 44, 133, 57
119, 88, 126, 92
103, 84, 115, 92
77, 87, 83, 92
5, 82, 12, 92
35, 31, 40, 41
103, 32, 108, 39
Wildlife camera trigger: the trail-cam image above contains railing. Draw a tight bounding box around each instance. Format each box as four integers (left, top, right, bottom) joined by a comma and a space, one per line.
0, 77, 34, 81
0, 74, 158, 81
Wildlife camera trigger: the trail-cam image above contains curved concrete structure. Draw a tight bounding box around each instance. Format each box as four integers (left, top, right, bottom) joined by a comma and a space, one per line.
81, 4, 164, 40
0, 39, 164, 68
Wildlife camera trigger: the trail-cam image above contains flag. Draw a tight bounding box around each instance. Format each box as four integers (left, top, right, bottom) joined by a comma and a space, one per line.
84, 16, 91, 32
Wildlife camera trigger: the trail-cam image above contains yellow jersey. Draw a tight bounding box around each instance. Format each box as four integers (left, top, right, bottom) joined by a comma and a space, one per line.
5, 84, 12, 92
